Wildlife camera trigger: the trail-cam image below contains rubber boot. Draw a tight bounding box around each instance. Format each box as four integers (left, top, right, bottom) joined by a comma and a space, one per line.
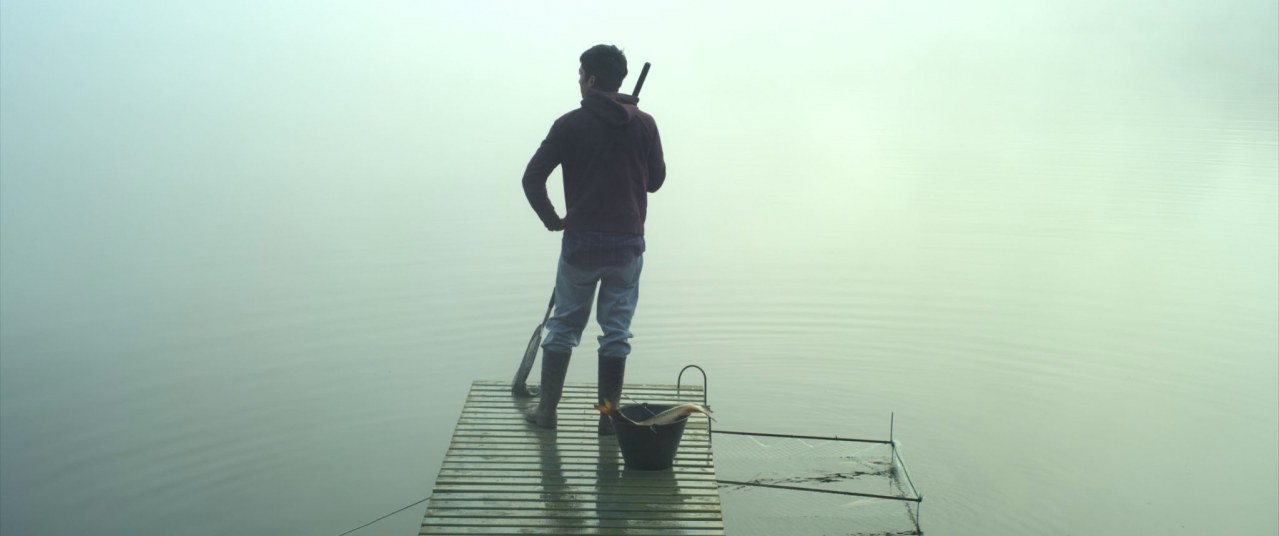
597, 355, 627, 435
525, 349, 571, 429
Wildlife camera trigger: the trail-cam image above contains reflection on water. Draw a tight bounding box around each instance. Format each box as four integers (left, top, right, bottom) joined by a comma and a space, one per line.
2, 1, 1277, 535
443, 420, 711, 533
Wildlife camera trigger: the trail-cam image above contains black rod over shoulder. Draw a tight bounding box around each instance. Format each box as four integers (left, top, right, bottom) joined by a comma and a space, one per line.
632, 62, 651, 98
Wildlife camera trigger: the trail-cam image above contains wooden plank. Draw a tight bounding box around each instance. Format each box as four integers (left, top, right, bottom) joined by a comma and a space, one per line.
425, 493, 723, 505
437, 463, 716, 474
421, 380, 724, 535
454, 416, 708, 428
424, 522, 723, 530
430, 484, 722, 496
423, 527, 723, 536
427, 509, 720, 521
438, 464, 716, 475
426, 502, 723, 513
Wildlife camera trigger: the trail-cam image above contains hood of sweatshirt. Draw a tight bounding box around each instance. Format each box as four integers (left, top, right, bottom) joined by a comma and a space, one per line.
581, 89, 640, 128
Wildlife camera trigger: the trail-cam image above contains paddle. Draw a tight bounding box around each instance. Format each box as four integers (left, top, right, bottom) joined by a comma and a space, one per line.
511, 62, 652, 398
511, 293, 555, 397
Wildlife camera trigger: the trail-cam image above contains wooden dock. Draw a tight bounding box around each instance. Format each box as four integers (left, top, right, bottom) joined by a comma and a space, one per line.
420, 380, 723, 535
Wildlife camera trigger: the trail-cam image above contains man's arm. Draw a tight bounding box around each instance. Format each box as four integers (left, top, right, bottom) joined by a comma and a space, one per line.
646, 122, 666, 193
522, 122, 565, 231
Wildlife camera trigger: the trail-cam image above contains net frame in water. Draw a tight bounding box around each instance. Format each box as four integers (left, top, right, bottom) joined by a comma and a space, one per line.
675, 365, 925, 532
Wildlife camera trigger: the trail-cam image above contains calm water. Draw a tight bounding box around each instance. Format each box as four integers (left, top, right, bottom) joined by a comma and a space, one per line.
2, 2, 1276, 535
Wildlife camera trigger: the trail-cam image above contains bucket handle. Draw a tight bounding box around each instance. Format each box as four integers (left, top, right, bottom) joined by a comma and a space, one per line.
676, 365, 708, 407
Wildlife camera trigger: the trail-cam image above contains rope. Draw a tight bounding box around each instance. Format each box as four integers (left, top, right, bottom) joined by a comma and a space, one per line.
712, 429, 893, 445
716, 480, 922, 503
335, 495, 431, 536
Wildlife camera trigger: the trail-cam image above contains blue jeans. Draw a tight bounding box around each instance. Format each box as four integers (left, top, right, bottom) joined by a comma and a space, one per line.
542, 255, 643, 357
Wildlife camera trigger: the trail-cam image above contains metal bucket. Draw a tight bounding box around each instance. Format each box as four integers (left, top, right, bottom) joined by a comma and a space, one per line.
612, 404, 689, 470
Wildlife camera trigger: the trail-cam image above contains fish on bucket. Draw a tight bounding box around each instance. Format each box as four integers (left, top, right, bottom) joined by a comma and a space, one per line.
595, 399, 715, 426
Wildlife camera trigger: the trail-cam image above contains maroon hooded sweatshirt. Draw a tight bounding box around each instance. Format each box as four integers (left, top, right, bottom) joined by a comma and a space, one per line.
522, 89, 665, 235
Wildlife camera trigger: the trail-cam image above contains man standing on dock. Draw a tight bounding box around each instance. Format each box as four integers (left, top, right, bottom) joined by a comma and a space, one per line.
521, 44, 666, 434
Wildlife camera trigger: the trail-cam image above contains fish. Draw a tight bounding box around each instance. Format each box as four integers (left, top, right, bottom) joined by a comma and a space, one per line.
594, 400, 715, 426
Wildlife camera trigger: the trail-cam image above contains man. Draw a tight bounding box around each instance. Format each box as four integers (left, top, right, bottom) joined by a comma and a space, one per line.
520, 44, 666, 434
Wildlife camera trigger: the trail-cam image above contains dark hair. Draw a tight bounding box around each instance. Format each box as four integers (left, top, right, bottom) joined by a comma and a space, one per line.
580, 44, 628, 92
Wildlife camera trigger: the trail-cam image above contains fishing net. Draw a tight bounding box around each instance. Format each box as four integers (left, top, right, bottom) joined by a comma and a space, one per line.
712, 431, 922, 536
